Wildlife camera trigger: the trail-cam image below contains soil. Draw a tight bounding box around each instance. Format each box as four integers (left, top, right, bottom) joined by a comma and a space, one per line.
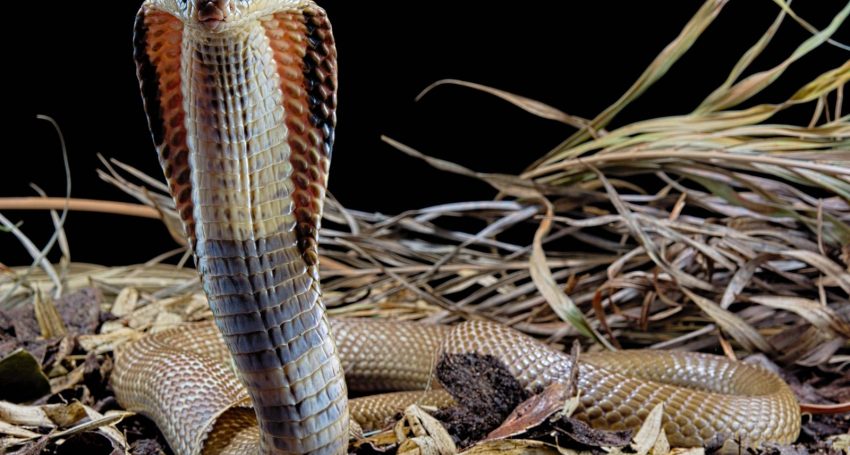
434, 353, 529, 447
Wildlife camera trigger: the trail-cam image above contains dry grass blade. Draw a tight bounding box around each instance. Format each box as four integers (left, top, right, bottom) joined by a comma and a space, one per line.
0, 212, 62, 302
784, 249, 850, 294
770, 0, 850, 52
697, 2, 850, 112
719, 254, 776, 309
381, 136, 560, 200
791, 59, 850, 104
417, 79, 597, 133
682, 288, 775, 354
593, 167, 715, 292
0, 116, 73, 304
749, 295, 850, 338
697, 4, 789, 113
531, 202, 614, 349
532, 0, 729, 166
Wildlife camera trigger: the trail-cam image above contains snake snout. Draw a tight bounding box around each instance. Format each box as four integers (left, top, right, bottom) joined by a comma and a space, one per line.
196, 0, 227, 29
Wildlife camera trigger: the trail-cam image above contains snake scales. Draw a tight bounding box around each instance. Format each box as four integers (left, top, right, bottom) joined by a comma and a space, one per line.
112, 1, 801, 453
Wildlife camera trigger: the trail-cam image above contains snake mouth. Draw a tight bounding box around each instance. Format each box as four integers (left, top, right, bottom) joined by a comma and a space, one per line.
197, 1, 226, 30
199, 17, 225, 30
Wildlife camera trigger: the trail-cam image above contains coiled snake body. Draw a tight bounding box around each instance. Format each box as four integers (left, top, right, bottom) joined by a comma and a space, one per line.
112, 1, 801, 453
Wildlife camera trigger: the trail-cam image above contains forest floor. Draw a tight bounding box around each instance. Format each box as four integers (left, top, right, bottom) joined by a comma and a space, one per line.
0, 284, 847, 455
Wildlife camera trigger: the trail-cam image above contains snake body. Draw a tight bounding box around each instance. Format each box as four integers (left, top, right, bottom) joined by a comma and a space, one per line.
113, 1, 801, 453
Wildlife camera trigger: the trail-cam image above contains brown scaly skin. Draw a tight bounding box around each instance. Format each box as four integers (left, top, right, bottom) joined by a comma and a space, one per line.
115, 1, 801, 453
114, 319, 800, 453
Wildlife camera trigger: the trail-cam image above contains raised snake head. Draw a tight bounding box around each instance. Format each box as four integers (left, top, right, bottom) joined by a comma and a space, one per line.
142, 0, 317, 32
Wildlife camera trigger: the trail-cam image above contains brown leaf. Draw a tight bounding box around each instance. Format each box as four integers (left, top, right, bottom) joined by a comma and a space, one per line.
460, 439, 559, 454
33, 293, 66, 339
42, 402, 87, 428
552, 417, 632, 448
630, 403, 665, 455
485, 383, 569, 441
396, 405, 456, 455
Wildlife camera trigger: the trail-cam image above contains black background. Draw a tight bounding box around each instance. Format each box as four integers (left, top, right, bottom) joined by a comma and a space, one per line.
4, 1, 848, 266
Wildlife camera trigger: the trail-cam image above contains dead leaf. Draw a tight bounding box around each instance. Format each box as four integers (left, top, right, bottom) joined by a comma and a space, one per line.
49, 364, 85, 396
552, 417, 632, 448
829, 434, 850, 453
78, 329, 141, 355
461, 439, 559, 454
668, 449, 704, 455
0, 420, 40, 439
42, 402, 87, 427
631, 403, 664, 455
0, 402, 53, 427
0, 350, 50, 402
396, 405, 456, 455
111, 288, 139, 317
485, 383, 569, 441
33, 293, 66, 339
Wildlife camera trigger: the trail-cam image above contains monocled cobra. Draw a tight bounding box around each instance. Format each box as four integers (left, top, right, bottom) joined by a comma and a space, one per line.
111, 1, 801, 454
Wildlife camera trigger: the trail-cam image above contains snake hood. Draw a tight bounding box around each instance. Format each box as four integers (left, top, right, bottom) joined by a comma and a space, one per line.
142, 0, 320, 32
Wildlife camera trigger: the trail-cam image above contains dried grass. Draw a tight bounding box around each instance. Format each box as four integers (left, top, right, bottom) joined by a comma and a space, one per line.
2, 0, 848, 368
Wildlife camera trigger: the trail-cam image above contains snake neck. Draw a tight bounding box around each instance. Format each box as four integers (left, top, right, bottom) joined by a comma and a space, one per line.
180, 18, 347, 455
135, 1, 342, 451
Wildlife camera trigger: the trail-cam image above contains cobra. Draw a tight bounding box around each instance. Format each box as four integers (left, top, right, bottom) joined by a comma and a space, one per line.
112, 1, 802, 454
